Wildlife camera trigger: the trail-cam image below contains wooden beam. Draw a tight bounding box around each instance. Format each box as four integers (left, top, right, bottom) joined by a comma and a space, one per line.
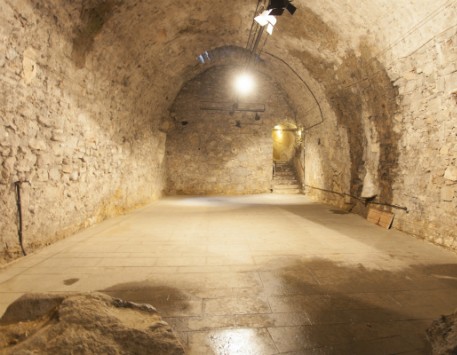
199, 101, 265, 112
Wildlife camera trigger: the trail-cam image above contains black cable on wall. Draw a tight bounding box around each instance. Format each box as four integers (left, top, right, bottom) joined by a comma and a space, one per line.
14, 181, 27, 256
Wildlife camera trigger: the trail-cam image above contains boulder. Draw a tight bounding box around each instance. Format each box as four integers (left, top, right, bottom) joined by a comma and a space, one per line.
0, 292, 184, 354
427, 311, 457, 355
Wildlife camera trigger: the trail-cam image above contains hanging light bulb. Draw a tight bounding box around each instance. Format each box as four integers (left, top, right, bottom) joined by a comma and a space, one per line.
234, 72, 255, 95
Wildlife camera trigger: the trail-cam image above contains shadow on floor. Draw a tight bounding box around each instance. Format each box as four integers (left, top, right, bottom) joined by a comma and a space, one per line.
99, 258, 457, 353
260, 258, 457, 353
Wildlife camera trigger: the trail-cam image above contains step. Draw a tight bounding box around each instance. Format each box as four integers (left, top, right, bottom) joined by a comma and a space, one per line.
274, 182, 299, 186
274, 170, 294, 175
273, 175, 299, 180
274, 170, 295, 174
274, 173, 296, 178
273, 188, 302, 194
273, 178, 299, 183
274, 172, 296, 176
273, 177, 298, 184
273, 184, 301, 189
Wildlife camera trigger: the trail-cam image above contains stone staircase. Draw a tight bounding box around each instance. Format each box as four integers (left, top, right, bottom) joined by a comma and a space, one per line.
272, 161, 302, 194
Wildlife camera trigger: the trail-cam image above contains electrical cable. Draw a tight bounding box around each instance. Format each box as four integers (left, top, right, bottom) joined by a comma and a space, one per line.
304, 184, 408, 212
14, 181, 27, 256
376, 0, 455, 59
257, 32, 269, 58
263, 51, 325, 131
246, 0, 263, 50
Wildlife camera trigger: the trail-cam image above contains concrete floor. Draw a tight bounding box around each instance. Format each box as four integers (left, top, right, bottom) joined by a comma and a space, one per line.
1, 194, 457, 354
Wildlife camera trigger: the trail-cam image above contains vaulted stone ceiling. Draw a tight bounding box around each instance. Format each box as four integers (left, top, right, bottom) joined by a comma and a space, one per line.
49, 0, 454, 140
66, 0, 452, 105
20, 0, 452, 128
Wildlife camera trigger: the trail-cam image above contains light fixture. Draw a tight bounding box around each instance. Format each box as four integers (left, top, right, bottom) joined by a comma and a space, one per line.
296, 125, 303, 144
254, 9, 277, 35
234, 72, 255, 95
267, 0, 297, 16
196, 51, 210, 64
245, 0, 297, 66
196, 1, 297, 65
273, 125, 283, 139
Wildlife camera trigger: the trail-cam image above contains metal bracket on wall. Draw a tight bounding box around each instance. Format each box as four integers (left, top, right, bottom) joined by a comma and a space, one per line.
199, 101, 265, 113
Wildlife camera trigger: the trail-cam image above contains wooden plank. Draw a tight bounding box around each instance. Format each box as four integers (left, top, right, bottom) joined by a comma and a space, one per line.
367, 208, 381, 225
199, 101, 232, 111
199, 101, 265, 112
378, 211, 394, 229
237, 102, 265, 112
367, 208, 394, 229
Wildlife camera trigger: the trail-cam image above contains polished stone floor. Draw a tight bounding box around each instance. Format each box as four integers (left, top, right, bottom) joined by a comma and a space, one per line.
1, 194, 457, 354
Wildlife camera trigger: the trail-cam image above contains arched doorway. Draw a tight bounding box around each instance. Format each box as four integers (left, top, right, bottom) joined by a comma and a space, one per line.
271, 122, 303, 194
272, 122, 298, 163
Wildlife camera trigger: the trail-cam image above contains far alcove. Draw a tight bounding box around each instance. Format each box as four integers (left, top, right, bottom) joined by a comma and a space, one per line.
165, 65, 296, 195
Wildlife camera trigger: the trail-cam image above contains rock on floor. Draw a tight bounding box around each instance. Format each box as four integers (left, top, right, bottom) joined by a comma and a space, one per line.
427, 311, 457, 355
0, 292, 184, 354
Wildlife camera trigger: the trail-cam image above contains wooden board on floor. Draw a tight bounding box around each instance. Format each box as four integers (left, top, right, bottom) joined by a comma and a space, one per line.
367, 208, 394, 229
367, 208, 382, 225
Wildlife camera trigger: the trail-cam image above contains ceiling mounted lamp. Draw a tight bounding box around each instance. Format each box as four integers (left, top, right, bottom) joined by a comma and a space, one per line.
196, 51, 210, 64
231, 0, 298, 100
245, 0, 297, 63
267, 0, 297, 16
254, 9, 277, 35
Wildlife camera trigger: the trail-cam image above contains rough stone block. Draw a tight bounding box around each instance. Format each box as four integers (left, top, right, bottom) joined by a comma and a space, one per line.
0, 293, 184, 354
16, 153, 37, 172
445, 71, 457, 94
48, 168, 60, 181
427, 311, 457, 355
444, 166, 457, 182
441, 186, 455, 202
36, 168, 49, 182
29, 138, 47, 151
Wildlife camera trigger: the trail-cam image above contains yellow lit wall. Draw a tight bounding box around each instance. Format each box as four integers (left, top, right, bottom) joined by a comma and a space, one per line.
272, 126, 296, 162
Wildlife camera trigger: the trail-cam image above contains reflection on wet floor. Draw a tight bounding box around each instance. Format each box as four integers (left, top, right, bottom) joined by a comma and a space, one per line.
1, 195, 457, 354
101, 257, 457, 354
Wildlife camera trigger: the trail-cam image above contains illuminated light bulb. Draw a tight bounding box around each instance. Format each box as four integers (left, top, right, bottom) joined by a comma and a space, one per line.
234, 73, 255, 95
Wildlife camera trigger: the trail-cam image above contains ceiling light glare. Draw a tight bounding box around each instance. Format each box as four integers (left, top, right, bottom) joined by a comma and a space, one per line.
234, 73, 255, 95
254, 10, 277, 35
254, 10, 271, 26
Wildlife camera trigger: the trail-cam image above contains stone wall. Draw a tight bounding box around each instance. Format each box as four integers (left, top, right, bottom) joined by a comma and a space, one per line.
386, 23, 457, 249
166, 65, 296, 195
300, 4, 457, 251
0, 0, 166, 263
